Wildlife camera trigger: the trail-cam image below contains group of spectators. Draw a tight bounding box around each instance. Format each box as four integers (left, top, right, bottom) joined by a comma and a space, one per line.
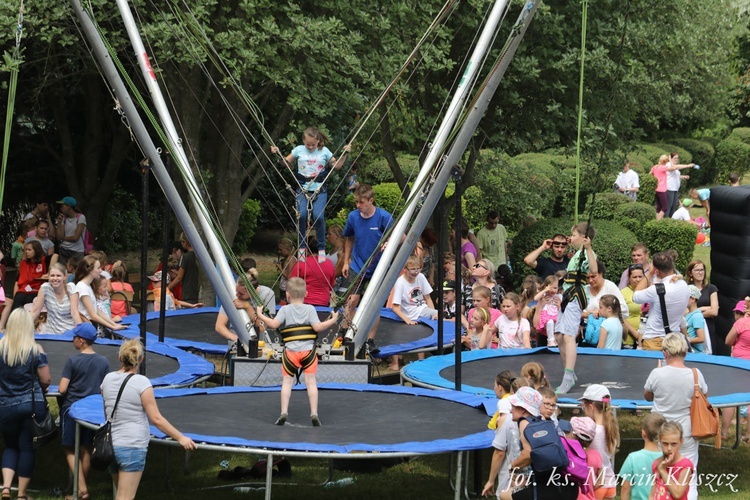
0, 311, 194, 500
480, 334, 713, 500
614, 155, 744, 227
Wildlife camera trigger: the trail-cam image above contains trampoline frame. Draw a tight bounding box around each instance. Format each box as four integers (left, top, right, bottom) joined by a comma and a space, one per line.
69, 384, 491, 499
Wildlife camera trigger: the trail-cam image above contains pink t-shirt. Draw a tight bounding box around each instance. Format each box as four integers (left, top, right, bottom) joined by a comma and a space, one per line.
651, 456, 693, 500
578, 448, 602, 500
731, 317, 750, 360
468, 307, 502, 326
650, 164, 668, 192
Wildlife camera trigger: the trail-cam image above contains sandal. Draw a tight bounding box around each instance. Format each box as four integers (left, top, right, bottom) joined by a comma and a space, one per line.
1, 487, 10, 500
64, 491, 89, 500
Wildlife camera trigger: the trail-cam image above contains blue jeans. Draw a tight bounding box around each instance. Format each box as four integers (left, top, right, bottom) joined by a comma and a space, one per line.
112, 446, 148, 473
0, 401, 46, 478
296, 189, 327, 251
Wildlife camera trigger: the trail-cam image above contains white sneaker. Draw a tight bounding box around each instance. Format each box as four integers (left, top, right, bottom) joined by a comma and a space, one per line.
547, 337, 558, 347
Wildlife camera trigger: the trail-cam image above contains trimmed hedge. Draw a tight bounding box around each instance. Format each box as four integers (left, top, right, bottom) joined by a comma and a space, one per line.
729, 127, 750, 144
714, 138, 750, 183
614, 202, 656, 240
589, 192, 633, 220
361, 154, 421, 184
509, 217, 637, 285
640, 219, 697, 273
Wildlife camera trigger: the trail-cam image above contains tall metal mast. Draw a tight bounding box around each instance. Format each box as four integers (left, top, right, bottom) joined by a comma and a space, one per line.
114, 0, 255, 343
69, 0, 253, 346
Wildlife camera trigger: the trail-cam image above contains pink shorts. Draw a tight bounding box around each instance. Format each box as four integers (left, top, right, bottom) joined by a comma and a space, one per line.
281, 350, 318, 376
0, 287, 5, 303
537, 310, 557, 330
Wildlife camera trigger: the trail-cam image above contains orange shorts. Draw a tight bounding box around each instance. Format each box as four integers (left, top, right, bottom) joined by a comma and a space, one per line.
281, 350, 318, 376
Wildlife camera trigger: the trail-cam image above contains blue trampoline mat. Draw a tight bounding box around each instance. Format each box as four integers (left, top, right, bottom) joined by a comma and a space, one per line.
69, 384, 492, 454
403, 347, 750, 408
36, 334, 214, 391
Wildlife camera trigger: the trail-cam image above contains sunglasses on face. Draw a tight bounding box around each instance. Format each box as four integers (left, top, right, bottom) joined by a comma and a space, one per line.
473, 263, 488, 270
552, 242, 568, 248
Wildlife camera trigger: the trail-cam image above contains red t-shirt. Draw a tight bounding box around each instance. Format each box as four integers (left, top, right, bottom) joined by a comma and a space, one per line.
291, 258, 335, 307
110, 281, 135, 318
17, 259, 47, 294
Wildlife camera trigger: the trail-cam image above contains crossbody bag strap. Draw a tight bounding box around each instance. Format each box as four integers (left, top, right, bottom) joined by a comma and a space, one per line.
29, 355, 37, 408
655, 283, 670, 334
108, 373, 136, 422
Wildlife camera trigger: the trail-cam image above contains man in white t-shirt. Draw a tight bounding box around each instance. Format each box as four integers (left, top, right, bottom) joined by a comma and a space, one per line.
632, 252, 690, 351
614, 162, 640, 201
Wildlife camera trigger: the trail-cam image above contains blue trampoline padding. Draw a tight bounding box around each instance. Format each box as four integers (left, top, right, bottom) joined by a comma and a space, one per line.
402, 347, 750, 408
35, 333, 213, 389
69, 383, 493, 454
375, 308, 455, 357
121, 307, 228, 355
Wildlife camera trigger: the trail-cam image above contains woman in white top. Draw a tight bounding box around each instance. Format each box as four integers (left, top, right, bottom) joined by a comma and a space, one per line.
30, 262, 81, 333
101, 339, 196, 499
644, 333, 707, 500
70, 256, 124, 332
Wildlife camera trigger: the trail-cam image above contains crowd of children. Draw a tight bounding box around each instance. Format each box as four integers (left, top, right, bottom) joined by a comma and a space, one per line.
481, 362, 698, 500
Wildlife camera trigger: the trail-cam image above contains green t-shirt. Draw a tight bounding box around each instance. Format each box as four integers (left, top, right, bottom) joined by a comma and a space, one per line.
619, 448, 662, 500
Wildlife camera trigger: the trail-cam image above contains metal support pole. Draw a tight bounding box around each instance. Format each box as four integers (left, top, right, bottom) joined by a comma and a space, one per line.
140, 160, 149, 374
452, 168, 463, 392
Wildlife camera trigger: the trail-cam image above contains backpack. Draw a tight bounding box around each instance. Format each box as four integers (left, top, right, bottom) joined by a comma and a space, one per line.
76, 213, 95, 253
560, 436, 590, 492
522, 417, 569, 473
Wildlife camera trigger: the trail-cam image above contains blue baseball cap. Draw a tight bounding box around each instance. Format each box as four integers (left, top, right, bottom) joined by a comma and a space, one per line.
56, 196, 77, 207
66, 323, 97, 341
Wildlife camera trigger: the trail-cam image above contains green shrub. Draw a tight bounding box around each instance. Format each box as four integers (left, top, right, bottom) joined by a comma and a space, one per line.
670, 138, 716, 186
640, 219, 698, 272
639, 174, 657, 203
714, 138, 750, 183
232, 198, 261, 252
589, 192, 633, 220
466, 150, 557, 233
729, 127, 750, 144
509, 218, 637, 284
360, 154, 421, 184
615, 202, 656, 239
372, 183, 406, 217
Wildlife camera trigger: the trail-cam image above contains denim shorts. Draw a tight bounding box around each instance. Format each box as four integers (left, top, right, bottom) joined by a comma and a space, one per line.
112, 446, 148, 473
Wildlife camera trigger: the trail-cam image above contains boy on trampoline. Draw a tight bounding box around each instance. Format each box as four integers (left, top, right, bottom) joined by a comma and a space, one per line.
256, 277, 338, 427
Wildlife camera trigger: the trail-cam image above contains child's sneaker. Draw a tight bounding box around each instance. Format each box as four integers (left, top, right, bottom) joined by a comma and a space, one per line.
311, 414, 322, 427
275, 413, 288, 426
547, 337, 558, 347
318, 250, 326, 263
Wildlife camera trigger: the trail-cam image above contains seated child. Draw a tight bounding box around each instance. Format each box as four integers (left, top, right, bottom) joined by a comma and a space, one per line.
109, 263, 134, 318
256, 277, 338, 427
521, 362, 550, 390
488, 293, 531, 350
619, 413, 666, 500
650, 421, 694, 500
390, 255, 437, 324
442, 280, 458, 321
596, 295, 624, 351
462, 307, 492, 351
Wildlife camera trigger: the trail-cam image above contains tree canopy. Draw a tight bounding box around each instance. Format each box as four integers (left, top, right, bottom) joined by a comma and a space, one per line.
0, 0, 745, 242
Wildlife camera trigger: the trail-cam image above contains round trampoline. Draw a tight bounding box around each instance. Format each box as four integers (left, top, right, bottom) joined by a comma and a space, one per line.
402, 347, 750, 409
36, 334, 214, 393
123, 307, 455, 358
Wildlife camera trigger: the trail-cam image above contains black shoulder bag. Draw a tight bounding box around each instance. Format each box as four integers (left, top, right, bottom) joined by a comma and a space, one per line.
30, 355, 58, 449
91, 373, 135, 471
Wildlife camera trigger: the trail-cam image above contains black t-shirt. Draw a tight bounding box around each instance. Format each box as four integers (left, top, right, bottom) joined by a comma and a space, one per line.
534, 256, 570, 280
181, 250, 200, 303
